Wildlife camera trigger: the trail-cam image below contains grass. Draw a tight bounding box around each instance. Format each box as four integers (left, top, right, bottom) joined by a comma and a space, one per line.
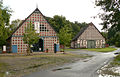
62, 47, 116, 53
99, 68, 120, 76
64, 48, 79, 51
0, 52, 90, 77
0, 63, 8, 77
82, 47, 116, 52
111, 54, 120, 66
99, 54, 120, 76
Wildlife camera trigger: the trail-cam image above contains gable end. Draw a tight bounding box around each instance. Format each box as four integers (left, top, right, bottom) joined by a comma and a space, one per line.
7, 8, 57, 40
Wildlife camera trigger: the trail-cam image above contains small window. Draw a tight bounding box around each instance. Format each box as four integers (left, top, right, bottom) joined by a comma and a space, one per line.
40, 24, 49, 32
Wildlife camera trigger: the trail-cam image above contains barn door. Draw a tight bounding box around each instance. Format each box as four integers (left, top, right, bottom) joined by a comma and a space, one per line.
32, 39, 44, 52
87, 40, 95, 48
54, 44, 60, 53
12, 45, 18, 53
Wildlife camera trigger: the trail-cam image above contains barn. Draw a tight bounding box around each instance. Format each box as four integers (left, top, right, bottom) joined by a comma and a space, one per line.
6, 8, 59, 53
71, 22, 105, 48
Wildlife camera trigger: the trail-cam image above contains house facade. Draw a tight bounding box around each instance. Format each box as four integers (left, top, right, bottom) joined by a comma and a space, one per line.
71, 22, 105, 48
7, 8, 59, 53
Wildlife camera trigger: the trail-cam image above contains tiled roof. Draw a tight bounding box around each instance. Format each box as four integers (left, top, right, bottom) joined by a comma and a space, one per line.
71, 25, 88, 41
7, 8, 57, 40
71, 22, 105, 41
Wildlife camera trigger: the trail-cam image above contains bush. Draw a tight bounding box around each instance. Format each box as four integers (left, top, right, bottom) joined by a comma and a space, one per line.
115, 42, 120, 47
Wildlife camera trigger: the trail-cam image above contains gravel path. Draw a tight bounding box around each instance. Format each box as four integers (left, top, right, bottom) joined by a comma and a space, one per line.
23, 49, 120, 77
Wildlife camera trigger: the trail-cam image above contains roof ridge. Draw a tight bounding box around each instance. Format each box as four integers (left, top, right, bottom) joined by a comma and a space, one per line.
7, 8, 57, 40
71, 22, 105, 41
71, 25, 89, 41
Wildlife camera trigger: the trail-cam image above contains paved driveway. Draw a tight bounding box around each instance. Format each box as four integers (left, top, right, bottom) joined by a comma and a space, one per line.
23, 49, 120, 77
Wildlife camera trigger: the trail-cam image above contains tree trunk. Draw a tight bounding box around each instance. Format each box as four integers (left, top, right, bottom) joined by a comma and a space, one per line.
26, 44, 31, 55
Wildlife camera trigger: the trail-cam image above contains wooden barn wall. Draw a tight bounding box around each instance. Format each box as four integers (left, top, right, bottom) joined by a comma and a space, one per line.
79, 25, 104, 40
72, 25, 105, 48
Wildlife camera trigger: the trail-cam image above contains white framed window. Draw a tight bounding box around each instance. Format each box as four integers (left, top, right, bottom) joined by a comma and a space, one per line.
103, 40, 105, 44
83, 40, 86, 46
34, 22, 40, 33
97, 40, 99, 44
80, 40, 83, 46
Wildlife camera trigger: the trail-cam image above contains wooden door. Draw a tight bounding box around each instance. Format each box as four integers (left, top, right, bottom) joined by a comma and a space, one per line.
12, 45, 18, 53
87, 40, 95, 48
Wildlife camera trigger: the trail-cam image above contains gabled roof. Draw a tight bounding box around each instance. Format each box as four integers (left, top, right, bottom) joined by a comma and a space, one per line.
7, 8, 57, 40
72, 25, 89, 41
71, 22, 105, 41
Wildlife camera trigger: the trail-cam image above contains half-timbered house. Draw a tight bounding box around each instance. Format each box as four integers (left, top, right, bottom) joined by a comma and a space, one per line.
71, 22, 105, 48
7, 8, 59, 53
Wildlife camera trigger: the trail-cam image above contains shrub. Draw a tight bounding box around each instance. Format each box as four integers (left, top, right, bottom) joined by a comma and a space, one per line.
115, 42, 120, 47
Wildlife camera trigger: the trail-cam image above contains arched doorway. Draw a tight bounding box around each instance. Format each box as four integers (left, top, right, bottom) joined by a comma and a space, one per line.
31, 39, 44, 52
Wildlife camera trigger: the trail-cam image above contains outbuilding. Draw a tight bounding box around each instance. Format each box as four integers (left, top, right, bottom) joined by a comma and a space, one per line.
71, 22, 105, 48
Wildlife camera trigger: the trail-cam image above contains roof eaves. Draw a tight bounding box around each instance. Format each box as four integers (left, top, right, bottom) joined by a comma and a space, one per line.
71, 25, 89, 41
7, 8, 58, 40
90, 22, 106, 40
7, 8, 39, 40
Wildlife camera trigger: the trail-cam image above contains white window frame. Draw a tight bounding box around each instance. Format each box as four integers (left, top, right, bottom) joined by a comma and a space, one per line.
34, 22, 40, 33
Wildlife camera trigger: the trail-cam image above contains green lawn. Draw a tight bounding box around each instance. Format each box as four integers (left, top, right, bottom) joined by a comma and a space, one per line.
64, 48, 79, 51
82, 47, 116, 52
64, 47, 116, 52
111, 54, 120, 66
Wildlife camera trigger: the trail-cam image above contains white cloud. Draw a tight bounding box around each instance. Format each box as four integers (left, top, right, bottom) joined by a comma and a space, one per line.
3, 0, 103, 31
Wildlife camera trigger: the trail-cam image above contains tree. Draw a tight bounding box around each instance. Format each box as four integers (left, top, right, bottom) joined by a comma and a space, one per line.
0, 1, 12, 47
71, 22, 88, 38
58, 25, 72, 52
46, 15, 88, 44
95, 0, 120, 30
95, 0, 120, 46
9, 19, 22, 33
46, 15, 67, 33
23, 22, 40, 55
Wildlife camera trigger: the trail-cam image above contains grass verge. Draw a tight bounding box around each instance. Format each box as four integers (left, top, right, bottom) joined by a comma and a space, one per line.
64, 48, 79, 51
98, 54, 120, 76
0, 63, 8, 77
82, 47, 116, 52
0, 52, 91, 77
111, 54, 120, 66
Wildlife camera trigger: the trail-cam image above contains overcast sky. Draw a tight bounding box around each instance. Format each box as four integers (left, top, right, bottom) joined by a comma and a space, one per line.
3, 0, 103, 31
